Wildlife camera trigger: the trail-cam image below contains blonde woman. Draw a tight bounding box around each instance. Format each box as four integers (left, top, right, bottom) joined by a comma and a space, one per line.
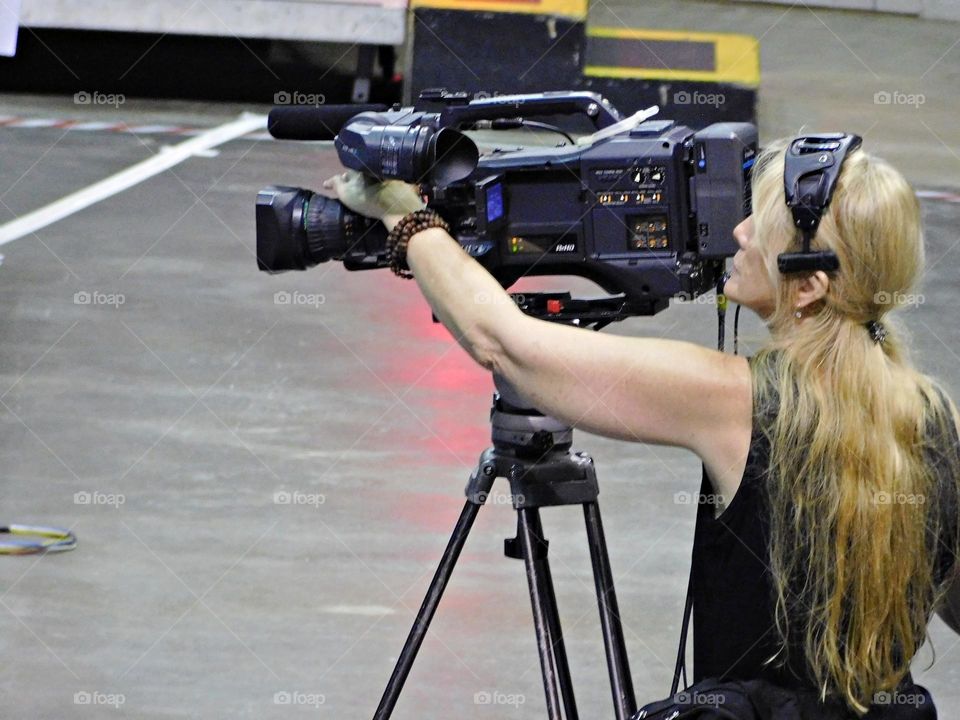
323, 136, 960, 718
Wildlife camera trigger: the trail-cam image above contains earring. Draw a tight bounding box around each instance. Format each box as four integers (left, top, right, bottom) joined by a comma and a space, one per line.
794, 309, 803, 319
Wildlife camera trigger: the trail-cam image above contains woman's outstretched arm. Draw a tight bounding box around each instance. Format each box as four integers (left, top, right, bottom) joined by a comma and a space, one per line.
404, 226, 752, 453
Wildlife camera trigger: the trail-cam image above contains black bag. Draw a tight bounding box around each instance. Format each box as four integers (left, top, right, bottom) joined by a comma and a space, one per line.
630, 676, 805, 720
632, 676, 937, 720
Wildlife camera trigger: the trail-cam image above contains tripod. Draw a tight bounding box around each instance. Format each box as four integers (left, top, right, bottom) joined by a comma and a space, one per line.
372, 370, 637, 720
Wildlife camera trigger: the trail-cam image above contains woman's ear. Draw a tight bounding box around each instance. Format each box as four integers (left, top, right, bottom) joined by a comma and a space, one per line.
796, 270, 830, 310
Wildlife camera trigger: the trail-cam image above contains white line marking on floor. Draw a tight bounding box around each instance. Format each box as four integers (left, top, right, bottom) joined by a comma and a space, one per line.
0, 113, 273, 140
15, 118, 61, 128
0, 112, 267, 246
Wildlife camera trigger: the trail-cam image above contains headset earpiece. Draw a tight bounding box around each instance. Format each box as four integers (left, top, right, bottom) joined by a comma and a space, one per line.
778, 133, 862, 274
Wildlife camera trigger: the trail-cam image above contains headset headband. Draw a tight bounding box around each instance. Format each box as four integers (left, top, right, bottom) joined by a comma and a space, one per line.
778, 133, 862, 274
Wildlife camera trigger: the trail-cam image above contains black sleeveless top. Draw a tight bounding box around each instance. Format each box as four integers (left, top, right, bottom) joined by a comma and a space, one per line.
691, 353, 959, 717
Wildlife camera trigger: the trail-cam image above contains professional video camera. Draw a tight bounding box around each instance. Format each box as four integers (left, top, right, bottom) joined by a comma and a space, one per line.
256, 89, 757, 318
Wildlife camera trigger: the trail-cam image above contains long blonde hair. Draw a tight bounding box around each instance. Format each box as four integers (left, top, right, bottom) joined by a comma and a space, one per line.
748, 138, 960, 714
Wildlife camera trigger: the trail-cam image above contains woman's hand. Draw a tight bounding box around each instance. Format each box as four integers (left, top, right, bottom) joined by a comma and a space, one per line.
322, 169, 425, 231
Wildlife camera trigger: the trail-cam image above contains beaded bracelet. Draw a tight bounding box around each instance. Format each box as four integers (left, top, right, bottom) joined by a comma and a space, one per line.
386, 209, 451, 279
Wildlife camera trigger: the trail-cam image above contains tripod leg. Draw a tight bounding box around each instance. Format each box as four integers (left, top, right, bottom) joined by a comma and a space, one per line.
517, 508, 566, 720
527, 512, 580, 720
373, 500, 481, 720
583, 502, 637, 720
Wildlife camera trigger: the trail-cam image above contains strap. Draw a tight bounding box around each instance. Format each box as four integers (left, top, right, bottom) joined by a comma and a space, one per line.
671, 574, 693, 695
671, 466, 712, 694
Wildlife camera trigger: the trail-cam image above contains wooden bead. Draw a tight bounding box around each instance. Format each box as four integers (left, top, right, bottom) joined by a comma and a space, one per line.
385, 209, 448, 278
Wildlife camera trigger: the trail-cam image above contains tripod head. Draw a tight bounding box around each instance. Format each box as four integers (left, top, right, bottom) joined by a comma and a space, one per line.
491, 372, 573, 458
474, 369, 599, 510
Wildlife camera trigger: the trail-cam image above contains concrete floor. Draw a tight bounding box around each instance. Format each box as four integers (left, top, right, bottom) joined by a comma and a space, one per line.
1, 2, 960, 718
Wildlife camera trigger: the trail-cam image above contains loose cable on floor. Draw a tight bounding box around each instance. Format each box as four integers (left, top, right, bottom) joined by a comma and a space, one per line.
0, 524, 77, 555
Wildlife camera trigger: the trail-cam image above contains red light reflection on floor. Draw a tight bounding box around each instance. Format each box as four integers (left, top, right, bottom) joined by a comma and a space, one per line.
370, 307, 494, 466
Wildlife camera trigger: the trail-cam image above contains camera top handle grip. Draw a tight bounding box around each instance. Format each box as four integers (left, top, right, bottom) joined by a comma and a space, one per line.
424, 90, 625, 131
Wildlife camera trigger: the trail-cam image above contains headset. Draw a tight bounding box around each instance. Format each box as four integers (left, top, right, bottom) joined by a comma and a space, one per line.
778, 132, 863, 273
717, 131, 864, 353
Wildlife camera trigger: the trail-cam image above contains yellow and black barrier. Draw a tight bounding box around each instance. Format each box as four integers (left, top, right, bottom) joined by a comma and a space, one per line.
406, 0, 758, 127
581, 27, 758, 127
585, 27, 759, 86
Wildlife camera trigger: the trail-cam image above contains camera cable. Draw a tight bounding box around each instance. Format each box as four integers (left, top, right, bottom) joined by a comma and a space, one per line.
715, 271, 740, 355
0, 524, 77, 555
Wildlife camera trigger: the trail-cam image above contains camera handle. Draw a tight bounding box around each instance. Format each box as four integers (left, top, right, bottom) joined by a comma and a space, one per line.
371, 372, 637, 720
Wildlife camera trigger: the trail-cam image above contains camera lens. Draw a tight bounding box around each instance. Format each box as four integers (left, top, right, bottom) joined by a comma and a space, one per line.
256, 186, 314, 272
256, 186, 382, 273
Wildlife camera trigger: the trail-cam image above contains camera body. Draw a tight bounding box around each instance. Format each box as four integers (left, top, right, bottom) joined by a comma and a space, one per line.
423, 119, 756, 304
256, 91, 757, 313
